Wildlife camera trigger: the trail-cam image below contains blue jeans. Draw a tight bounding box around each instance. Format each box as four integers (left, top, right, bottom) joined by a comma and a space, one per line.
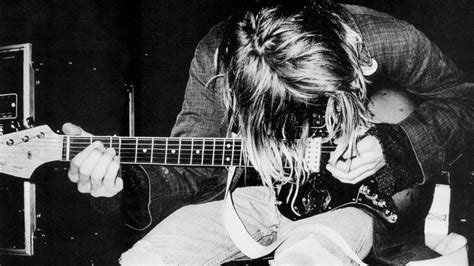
120, 186, 373, 264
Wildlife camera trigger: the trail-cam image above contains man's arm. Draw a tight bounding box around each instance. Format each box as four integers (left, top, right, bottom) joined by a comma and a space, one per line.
375, 20, 472, 182
357, 10, 473, 192
328, 7, 473, 195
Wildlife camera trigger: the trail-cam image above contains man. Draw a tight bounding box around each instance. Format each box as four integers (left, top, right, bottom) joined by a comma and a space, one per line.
64, 0, 473, 264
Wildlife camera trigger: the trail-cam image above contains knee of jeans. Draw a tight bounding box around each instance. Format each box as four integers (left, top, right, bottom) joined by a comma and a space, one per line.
272, 234, 344, 265
120, 242, 165, 265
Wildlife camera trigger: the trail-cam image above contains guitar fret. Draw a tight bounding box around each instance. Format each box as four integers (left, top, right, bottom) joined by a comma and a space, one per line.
190, 138, 203, 165
66, 136, 71, 161
118, 137, 122, 158
201, 139, 206, 165
164, 138, 168, 164
134, 138, 138, 163
223, 139, 233, 166
150, 138, 154, 163
203, 139, 213, 166
111, 137, 120, 155
191, 138, 204, 166
179, 138, 192, 166
231, 139, 235, 166
238, 140, 243, 166
166, 138, 179, 165
212, 139, 225, 166
178, 138, 181, 165
152, 138, 166, 164
221, 139, 226, 166
137, 138, 153, 163
190, 138, 194, 165
120, 138, 137, 163
212, 139, 216, 166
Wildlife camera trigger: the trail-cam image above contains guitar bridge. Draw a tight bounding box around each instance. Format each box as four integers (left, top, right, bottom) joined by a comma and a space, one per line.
305, 137, 322, 173
358, 184, 398, 223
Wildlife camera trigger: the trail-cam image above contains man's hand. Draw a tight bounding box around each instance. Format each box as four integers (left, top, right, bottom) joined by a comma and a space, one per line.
62, 123, 123, 197
326, 135, 385, 184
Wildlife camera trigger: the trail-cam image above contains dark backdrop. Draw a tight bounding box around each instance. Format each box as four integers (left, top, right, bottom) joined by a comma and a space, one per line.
0, 0, 472, 136
0, 0, 472, 264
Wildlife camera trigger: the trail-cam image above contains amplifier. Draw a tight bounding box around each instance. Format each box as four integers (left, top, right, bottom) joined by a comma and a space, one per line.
0, 43, 35, 256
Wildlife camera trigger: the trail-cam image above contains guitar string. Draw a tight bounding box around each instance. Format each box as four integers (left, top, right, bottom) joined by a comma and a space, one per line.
5, 140, 333, 167
4, 140, 336, 151
4, 138, 336, 150
4, 137, 336, 160
4, 145, 335, 154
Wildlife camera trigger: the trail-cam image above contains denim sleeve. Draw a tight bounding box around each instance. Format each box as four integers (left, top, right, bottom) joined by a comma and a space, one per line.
356, 12, 474, 183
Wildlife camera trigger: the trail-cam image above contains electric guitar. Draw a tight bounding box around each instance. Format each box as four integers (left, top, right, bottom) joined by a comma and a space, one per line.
0, 88, 416, 228
276, 88, 418, 223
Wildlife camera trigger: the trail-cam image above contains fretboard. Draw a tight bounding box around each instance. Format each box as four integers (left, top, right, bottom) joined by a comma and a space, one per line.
62, 136, 245, 167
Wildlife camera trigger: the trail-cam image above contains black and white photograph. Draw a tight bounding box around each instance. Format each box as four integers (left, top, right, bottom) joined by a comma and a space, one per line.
0, 0, 472, 264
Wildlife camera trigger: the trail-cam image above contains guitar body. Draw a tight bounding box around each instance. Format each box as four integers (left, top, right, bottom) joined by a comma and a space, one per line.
276, 164, 406, 223
276, 88, 419, 223
121, 165, 153, 231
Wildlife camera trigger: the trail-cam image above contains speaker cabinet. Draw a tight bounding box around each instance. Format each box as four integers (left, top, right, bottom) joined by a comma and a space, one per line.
0, 43, 35, 256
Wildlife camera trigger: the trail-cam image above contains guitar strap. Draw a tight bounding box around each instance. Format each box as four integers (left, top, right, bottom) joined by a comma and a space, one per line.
223, 166, 368, 264
223, 166, 281, 258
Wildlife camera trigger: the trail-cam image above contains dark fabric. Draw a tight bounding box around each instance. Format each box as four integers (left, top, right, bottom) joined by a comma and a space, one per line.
90, 164, 227, 232
371, 180, 439, 264
371, 219, 441, 265
367, 123, 424, 197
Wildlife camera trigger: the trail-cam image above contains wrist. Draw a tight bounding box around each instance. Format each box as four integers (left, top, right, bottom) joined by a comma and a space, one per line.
366, 123, 423, 195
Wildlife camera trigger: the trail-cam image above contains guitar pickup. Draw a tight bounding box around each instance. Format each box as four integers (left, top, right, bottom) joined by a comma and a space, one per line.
305, 137, 322, 173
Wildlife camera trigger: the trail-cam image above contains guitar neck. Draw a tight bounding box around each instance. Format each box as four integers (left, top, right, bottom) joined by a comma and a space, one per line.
0, 125, 330, 180
63, 136, 245, 167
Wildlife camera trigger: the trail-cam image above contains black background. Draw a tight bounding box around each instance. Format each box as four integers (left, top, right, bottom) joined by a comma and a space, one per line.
0, 0, 471, 136
0, 0, 472, 264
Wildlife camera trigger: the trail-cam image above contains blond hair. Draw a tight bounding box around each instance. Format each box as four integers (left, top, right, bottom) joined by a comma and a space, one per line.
217, 3, 371, 188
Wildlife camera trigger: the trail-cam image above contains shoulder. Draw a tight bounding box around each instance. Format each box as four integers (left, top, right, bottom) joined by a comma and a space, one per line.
194, 21, 227, 58
340, 4, 429, 76
186, 21, 229, 81
341, 4, 422, 48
